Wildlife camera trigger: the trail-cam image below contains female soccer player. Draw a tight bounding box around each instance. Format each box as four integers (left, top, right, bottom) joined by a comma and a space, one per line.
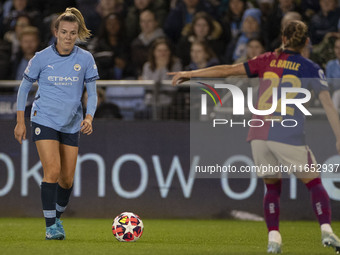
14, 8, 99, 240
170, 20, 340, 254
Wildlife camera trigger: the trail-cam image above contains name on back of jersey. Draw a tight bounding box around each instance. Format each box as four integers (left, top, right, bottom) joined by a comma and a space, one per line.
269, 59, 301, 71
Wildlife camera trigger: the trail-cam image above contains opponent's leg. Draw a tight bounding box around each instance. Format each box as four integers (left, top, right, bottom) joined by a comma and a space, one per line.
295, 144, 340, 254
267, 141, 335, 252
251, 140, 282, 253
264, 178, 282, 254
302, 177, 340, 253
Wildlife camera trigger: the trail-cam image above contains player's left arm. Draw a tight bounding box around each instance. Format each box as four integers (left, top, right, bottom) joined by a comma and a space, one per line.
319, 90, 340, 154
81, 80, 97, 135
81, 52, 99, 135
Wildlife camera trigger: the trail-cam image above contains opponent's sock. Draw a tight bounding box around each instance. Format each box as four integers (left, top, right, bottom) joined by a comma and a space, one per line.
264, 180, 281, 232
321, 223, 333, 233
56, 184, 73, 219
268, 230, 282, 244
306, 178, 331, 226
41, 182, 57, 227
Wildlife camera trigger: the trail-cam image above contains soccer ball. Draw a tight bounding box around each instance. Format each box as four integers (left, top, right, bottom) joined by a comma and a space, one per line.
112, 212, 144, 242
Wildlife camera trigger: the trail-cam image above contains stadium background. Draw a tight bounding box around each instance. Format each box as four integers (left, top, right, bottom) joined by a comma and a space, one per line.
1, 0, 340, 221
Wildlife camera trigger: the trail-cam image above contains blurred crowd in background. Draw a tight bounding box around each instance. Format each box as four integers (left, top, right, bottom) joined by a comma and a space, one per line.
0, 0, 340, 120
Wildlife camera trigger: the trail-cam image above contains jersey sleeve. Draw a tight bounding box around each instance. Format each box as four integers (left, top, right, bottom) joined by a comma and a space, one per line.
243, 52, 272, 78
84, 53, 100, 83
85, 81, 97, 117
16, 78, 33, 111
308, 64, 329, 96
23, 54, 41, 82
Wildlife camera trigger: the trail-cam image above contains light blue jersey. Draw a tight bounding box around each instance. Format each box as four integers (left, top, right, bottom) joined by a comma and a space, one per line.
17, 44, 99, 133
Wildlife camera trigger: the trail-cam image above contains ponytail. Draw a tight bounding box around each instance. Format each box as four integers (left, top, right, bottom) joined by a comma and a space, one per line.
276, 20, 308, 54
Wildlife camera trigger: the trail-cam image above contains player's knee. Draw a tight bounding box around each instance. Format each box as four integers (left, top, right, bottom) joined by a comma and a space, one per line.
43, 172, 60, 183
60, 181, 73, 189
43, 164, 60, 182
58, 175, 74, 189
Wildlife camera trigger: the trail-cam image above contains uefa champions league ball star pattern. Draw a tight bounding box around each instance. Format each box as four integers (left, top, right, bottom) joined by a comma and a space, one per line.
112, 212, 143, 242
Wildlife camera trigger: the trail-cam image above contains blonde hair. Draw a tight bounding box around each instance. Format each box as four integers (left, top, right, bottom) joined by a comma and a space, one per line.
277, 20, 308, 53
55, 7, 91, 41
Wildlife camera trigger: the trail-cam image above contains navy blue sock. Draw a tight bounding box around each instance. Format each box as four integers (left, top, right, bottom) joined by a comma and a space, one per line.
41, 182, 57, 227
56, 184, 73, 219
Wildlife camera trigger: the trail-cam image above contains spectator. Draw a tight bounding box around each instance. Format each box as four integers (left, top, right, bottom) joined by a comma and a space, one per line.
29, 0, 77, 17
326, 37, 340, 109
6, 25, 40, 118
257, 0, 274, 18
11, 26, 40, 80
131, 9, 165, 77
142, 37, 182, 81
41, 13, 58, 46
264, 0, 300, 51
141, 38, 182, 118
207, 0, 229, 17
226, 8, 262, 63
4, 13, 31, 60
76, 0, 124, 38
311, 32, 340, 69
125, 0, 168, 43
234, 37, 265, 63
309, 0, 340, 45
269, 11, 302, 52
2, 0, 40, 35
257, 0, 275, 38
170, 0, 178, 9
75, 0, 101, 37
177, 11, 224, 67
164, 0, 216, 43
300, 0, 320, 21
186, 40, 219, 70
0, 39, 11, 80
96, 0, 124, 17
88, 13, 130, 80
220, 0, 247, 43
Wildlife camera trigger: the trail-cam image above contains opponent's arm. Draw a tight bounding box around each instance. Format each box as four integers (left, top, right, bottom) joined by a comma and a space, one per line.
81, 81, 97, 135
168, 63, 247, 85
319, 90, 340, 154
14, 79, 33, 144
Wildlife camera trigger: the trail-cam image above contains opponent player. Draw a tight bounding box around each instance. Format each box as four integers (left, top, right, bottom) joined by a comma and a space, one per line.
169, 20, 340, 254
14, 8, 99, 240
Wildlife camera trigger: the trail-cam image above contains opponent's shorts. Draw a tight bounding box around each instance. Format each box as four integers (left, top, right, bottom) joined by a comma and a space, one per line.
250, 139, 318, 178
31, 122, 80, 147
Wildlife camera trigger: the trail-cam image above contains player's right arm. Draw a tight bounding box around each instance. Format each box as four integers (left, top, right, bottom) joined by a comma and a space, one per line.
14, 78, 33, 144
14, 111, 26, 144
168, 63, 246, 85
319, 90, 340, 154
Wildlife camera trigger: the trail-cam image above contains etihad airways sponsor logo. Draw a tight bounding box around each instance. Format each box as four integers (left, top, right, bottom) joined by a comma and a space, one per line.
48, 76, 79, 82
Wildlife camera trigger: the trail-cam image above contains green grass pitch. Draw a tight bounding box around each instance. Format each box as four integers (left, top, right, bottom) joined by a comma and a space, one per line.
0, 218, 339, 254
